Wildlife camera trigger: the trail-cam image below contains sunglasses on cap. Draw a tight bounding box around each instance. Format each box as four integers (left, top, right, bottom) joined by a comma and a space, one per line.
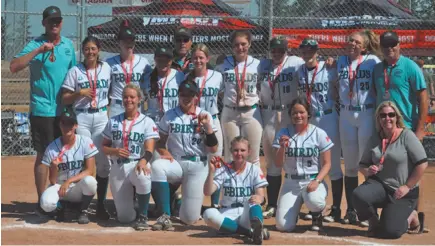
176, 37, 190, 43
380, 112, 396, 119
299, 39, 318, 49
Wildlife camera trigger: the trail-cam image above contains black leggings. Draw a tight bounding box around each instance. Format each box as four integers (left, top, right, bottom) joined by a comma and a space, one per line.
352, 177, 418, 239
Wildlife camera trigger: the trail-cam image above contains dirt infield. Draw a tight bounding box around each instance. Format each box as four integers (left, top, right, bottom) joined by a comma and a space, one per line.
2, 156, 434, 245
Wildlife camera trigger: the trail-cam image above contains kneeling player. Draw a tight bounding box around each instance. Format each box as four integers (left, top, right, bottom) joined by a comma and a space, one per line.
39, 108, 98, 224
203, 136, 270, 245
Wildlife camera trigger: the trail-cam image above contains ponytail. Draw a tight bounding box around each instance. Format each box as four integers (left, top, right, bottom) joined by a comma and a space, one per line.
357, 29, 383, 59
149, 68, 159, 96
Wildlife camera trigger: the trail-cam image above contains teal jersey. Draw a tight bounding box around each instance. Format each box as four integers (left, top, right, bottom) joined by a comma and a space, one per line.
373, 55, 426, 129
15, 35, 76, 117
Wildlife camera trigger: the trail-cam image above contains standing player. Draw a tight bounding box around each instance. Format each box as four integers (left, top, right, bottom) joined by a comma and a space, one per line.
296, 38, 342, 223
39, 108, 97, 224
336, 30, 381, 226
62, 36, 111, 220
274, 97, 332, 233
203, 136, 270, 245
102, 84, 159, 230
185, 44, 224, 208
107, 21, 152, 118
257, 37, 304, 219
151, 80, 218, 230
216, 30, 263, 167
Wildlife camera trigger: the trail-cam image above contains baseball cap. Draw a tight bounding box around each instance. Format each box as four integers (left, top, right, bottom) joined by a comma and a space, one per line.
299, 38, 319, 50
117, 27, 136, 42
380, 31, 399, 48
60, 108, 78, 126
155, 46, 174, 59
174, 27, 192, 39
270, 37, 288, 49
43, 6, 62, 21
178, 80, 198, 97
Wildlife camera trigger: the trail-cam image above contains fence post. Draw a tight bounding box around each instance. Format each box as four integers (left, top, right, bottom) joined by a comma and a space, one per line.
80, 0, 87, 61
268, 0, 273, 57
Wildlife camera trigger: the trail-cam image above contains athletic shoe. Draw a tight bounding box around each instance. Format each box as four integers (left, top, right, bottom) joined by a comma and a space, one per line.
250, 217, 263, 245
78, 210, 90, 224
262, 228, 270, 240
311, 213, 326, 235
171, 193, 182, 218
360, 220, 369, 227
96, 207, 110, 220
152, 213, 175, 231
342, 209, 358, 225
323, 206, 341, 223
262, 206, 276, 219
55, 207, 65, 222
134, 214, 149, 231
303, 211, 313, 220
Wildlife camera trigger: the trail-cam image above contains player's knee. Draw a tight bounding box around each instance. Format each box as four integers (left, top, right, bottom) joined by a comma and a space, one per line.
202, 208, 221, 230
381, 224, 406, 239
40, 192, 59, 213
116, 211, 136, 224
275, 219, 296, 232
180, 212, 201, 225
134, 174, 151, 195
305, 197, 326, 213
81, 176, 97, 196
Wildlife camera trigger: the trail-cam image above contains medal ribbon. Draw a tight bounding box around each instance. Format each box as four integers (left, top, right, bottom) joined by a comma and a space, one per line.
157, 71, 170, 112
197, 70, 209, 107
348, 55, 363, 99
304, 64, 319, 105
379, 128, 400, 166
383, 60, 398, 97
121, 55, 134, 85
122, 112, 139, 149
234, 56, 248, 102
85, 65, 98, 108
268, 57, 287, 99
56, 135, 76, 161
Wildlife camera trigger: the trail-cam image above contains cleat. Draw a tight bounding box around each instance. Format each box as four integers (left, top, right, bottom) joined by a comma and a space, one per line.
152, 213, 175, 231
360, 220, 369, 227
342, 209, 358, 225
250, 217, 263, 245
133, 214, 149, 231
171, 193, 182, 218
78, 210, 90, 224
262, 228, 270, 240
55, 207, 65, 222
311, 213, 326, 235
302, 211, 312, 221
96, 207, 110, 220
262, 206, 276, 219
323, 206, 341, 223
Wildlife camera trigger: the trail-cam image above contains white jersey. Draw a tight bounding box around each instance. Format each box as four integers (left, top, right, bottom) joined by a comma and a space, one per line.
106, 55, 152, 100
102, 113, 159, 163
62, 62, 111, 109
257, 56, 304, 106
273, 124, 333, 175
41, 135, 98, 184
216, 55, 260, 107
187, 69, 223, 115
297, 61, 337, 113
142, 68, 185, 121
213, 161, 268, 208
158, 106, 217, 158
337, 54, 381, 106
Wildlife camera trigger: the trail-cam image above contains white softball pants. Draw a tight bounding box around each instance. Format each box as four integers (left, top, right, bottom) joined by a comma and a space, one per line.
109, 159, 151, 223
203, 201, 256, 231
40, 176, 97, 212
75, 110, 111, 178
275, 178, 327, 232
221, 106, 263, 166
151, 158, 209, 225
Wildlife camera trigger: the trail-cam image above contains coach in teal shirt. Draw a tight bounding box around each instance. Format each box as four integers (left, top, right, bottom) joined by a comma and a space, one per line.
373, 31, 427, 140
9, 6, 76, 214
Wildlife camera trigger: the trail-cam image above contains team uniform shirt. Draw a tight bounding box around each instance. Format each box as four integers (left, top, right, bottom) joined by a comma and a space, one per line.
297, 61, 337, 114
273, 124, 334, 176
142, 68, 185, 121
15, 35, 76, 117
337, 54, 381, 106
102, 113, 159, 164
41, 135, 98, 184
216, 55, 260, 107
106, 55, 152, 101
258, 56, 304, 107
188, 69, 223, 116
213, 161, 268, 207
373, 55, 427, 129
62, 62, 111, 109
158, 106, 217, 158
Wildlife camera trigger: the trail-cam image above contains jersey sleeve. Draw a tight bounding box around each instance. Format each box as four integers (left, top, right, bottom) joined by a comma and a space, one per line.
14, 40, 39, 59
70, 45, 77, 68
144, 117, 160, 140
252, 165, 268, 189
41, 143, 54, 166
272, 128, 287, 149
158, 112, 170, 135
317, 128, 334, 153
62, 67, 77, 92
213, 167, 227, 189
102, 118, 113, 140
83, 136, 99, 159
409, 62, 427, 92
404, 130, 427, 166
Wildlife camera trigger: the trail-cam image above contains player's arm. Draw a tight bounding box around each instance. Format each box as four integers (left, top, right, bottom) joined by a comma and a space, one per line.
316, 149, 331, 182
62, 88, 83, 105
10, 42, 53, 73
274, 134, 289, 167
66, 156, 96, 185
415, 89, 428, 140
155, 133, 173, 159
200, 113, 218, 153
204, 156, 219, 196
101, 138, 130, 158
249, 186, 266, 205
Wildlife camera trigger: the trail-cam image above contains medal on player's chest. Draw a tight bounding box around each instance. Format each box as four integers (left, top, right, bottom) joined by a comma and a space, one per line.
383, 90, 390, 100
91, 100, 97, 108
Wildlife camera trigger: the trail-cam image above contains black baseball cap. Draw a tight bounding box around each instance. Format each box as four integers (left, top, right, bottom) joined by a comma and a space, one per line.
174, 27, 192, 39
155, 46, 174, 59
178, 80, 198, 97
299, 38, 319, 50
43, 6, 62, 21
118, 27, 136, 42
60, 108, 78, 126
380, 31, 399, 48
270, 37, 288, 49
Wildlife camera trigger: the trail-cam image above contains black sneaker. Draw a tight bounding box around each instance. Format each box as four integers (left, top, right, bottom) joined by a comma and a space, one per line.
311, 213, 326, 235
96, 207, 110, 220
323, 206, 341, 223
250, 217, 264, 245
262, 227, 270, 240
152, 213, 175, 231
134, 214, 149, 231
342, 209, 358, 225
78, 210, 90, 224
55, 207, 65, 222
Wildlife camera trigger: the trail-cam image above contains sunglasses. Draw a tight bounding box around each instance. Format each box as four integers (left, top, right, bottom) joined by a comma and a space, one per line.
176, 38, 190, 43
381, 41, 398, 49
48, 18, 62, 25
380, 112, 396, 119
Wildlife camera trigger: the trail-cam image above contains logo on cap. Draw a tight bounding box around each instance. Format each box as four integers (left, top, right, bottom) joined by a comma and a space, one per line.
185, 84, 191, 88
50, 9, 57, 14
276, 40, 281, 44
126, 30, 132, 35
161, 48, 166, 52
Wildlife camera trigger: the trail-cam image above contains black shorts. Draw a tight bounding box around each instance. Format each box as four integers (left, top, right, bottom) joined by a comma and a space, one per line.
30, 115, 61, 153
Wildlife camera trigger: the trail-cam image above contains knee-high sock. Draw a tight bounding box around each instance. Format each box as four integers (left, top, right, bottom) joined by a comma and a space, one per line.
137, 193, 151, 217
96, 176, 108, 209
331, 177, 343, 208
249, 204, 264, 222
80, 195, 94, 211
344, 176, 358, 210
152, 182, 171, 215
211, 188, 221, 206
266, 175, 281, 207
219, 217, 251, 236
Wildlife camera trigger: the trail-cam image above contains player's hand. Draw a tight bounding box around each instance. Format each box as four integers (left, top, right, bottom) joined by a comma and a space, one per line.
79, 88, 94, 99
368, 165, 379, 176
325, 57, 336, 68
279, 135, 290, 148
198, 113, 212, 131
306, 180, 319, 193
116, 148, 130, 158
394, 185, 410, 200
51, 157, 62, 167
249, 195, 264, 205
38, 42, 54, 54
160, 154, 174, 163
136, 159, 150, 176
58, 181, 70, 198
415, 129, 425, 142
209, 156, 222, 172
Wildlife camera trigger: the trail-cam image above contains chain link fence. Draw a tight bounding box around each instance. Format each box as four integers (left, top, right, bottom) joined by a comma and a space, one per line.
2, 0, 435, 157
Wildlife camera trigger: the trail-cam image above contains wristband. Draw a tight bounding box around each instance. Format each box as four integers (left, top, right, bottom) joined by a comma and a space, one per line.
142, 151, 153, 163
315, 179, 321, 184
205, 132, 218, 147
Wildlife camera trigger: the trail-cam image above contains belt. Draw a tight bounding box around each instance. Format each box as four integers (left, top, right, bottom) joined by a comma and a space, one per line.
221, 202, 244, 209
212, 114, 218, 119
224, 104, 258, 111
260, 104, 291, 110
284, 173, 318, 180
180, 156, 207, 162
116, 158, 140, 165
340, 104, 374, 111
75, 106, 107, 114
313, 108, 333, 117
